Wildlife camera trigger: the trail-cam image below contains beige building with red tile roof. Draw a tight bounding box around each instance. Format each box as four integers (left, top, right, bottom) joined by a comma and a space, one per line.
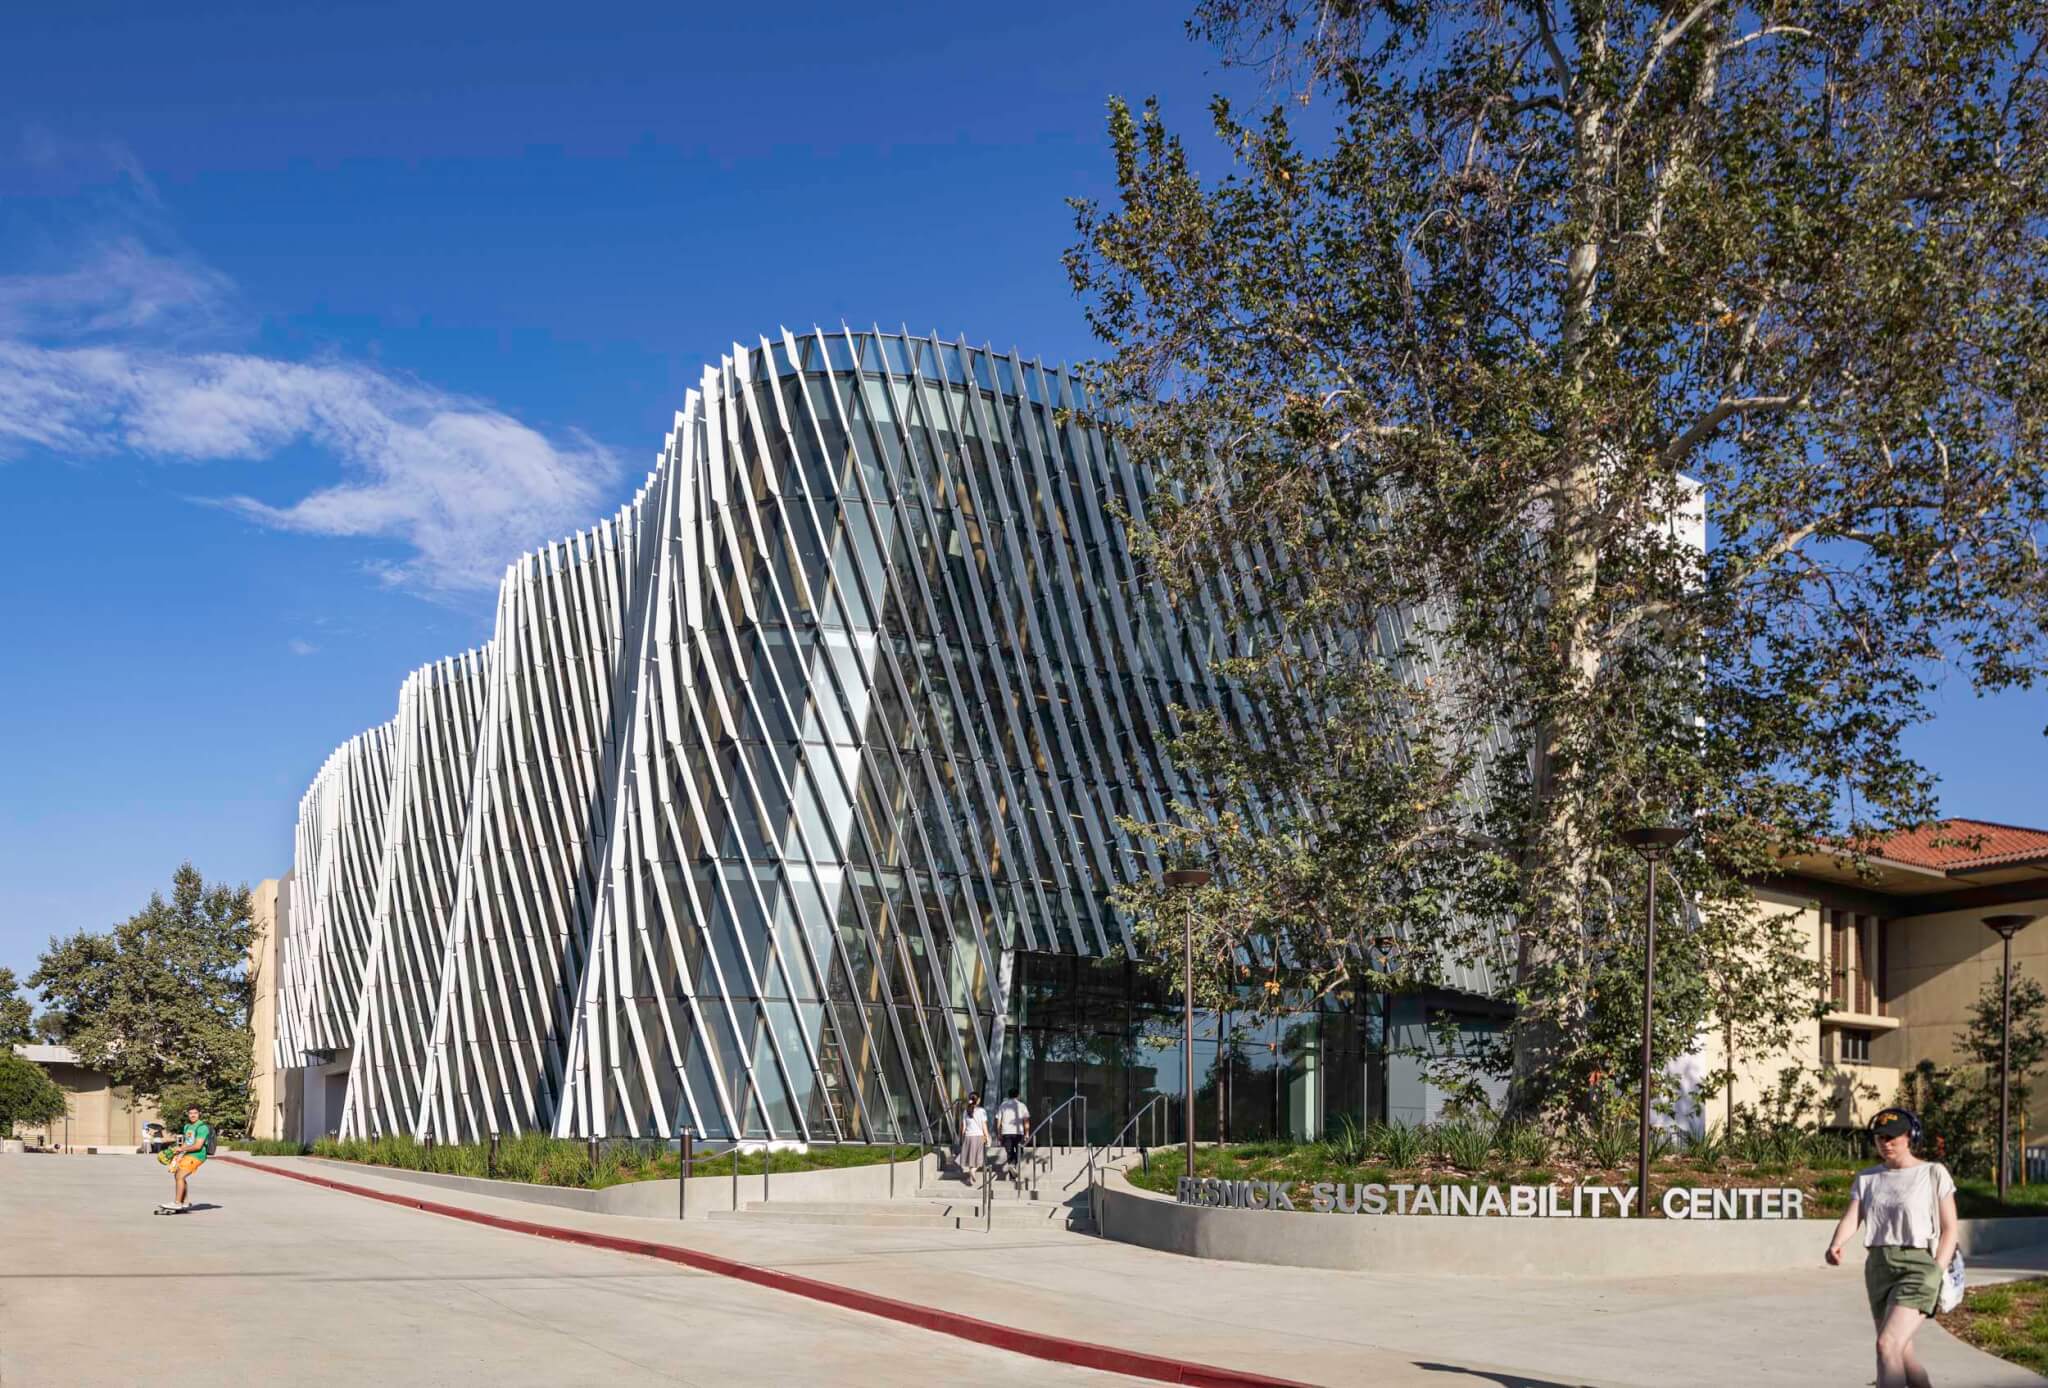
1716, 818, 2048, 1135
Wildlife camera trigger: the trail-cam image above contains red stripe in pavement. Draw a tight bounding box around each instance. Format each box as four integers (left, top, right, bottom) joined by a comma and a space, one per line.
217, 1155, 1312, 1388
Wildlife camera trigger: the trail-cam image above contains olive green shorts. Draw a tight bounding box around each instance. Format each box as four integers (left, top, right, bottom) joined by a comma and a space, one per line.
1865, 1245, 1940, 1321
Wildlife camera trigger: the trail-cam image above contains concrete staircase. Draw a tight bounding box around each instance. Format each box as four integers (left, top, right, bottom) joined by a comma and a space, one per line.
707, 1149, 1101, 1234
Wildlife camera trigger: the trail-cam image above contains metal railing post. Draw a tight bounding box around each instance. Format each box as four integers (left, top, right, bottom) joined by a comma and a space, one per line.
732, 1149, 739, 1213
679, 1130, 692, 1220
488, 1132, 498, 1180
764, 1149, 771, 1205
1082, 1096, 1093, 1191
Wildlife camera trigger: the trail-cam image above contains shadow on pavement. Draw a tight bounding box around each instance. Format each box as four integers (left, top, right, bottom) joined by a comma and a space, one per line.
1414, 1363, 1600, 1388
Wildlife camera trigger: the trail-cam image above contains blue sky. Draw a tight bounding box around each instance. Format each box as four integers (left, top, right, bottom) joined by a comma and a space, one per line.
0, 2, 2039, 987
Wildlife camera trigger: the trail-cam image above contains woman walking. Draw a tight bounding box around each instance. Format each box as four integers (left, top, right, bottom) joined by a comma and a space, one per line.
1825, 1107, 1960, 1388
958, 1092, 990, 1179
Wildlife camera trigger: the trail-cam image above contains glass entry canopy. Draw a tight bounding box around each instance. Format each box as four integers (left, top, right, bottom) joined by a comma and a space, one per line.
285, 329, 1291, 1145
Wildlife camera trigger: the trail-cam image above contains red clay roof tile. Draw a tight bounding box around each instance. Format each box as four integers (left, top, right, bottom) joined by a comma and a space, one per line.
1856, 818, 2048, 871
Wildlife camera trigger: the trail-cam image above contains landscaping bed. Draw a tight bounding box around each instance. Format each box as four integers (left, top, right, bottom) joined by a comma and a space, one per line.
236, 1133, 921, 1191
1120, 1125, 2048, 1219
1947, 1277, 2048, 1376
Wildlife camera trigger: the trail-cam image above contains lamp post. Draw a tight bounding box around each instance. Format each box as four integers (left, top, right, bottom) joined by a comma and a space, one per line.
1619, 825, 1689, 1217
1984, 914, 2039, 1203
1163, 867, 1212, 1188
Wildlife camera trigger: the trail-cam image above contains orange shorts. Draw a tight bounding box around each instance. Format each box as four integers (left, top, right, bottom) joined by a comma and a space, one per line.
173, 1155, 203, 1177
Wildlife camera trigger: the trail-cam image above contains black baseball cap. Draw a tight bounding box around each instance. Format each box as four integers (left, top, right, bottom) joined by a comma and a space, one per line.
1869, 1108, 1916, 1138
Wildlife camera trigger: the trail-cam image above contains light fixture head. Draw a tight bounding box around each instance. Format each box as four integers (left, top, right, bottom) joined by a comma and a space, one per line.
1162, 867, 1212, 890
1984, 914, 2039, 940
1619, 825, 1690, 860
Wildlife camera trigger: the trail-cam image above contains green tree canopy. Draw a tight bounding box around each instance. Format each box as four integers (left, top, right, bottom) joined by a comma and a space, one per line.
1960, 966, 2048, 1100
1073, 1, 2046, 1115
0, 968, 34, 1048
30, 864, 256, 1134
0, 1051, 69, 1134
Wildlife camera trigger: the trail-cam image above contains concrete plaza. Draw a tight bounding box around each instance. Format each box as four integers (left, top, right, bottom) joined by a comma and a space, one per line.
0, 1155, 1128, 1387
7, 1152, 2047, 1388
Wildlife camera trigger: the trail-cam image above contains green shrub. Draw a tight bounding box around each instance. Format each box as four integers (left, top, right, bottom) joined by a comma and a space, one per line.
305, 1132, 919, 1189
1319, 1114, 1370, 1166
1498, 1123, 1551, 1167
1680, 1123, 1726, 1167
1577, 1122, 1635, 1170
238, 1138, 310, 1156
1371, 1120, 1424, 1169
1432, 1121, 1493, 1173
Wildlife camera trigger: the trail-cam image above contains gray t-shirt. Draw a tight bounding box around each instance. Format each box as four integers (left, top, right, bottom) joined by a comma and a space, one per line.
1852, 1161, 1955, 1249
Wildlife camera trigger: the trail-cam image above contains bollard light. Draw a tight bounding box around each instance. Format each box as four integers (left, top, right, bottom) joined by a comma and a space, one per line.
1163, 867, 1212, 1188
1620, 825, 1689, 1217
1985, 914, 2039, 1203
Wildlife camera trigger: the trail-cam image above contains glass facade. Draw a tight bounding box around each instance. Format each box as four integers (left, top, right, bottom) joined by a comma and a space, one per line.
279, 328, 1491, 1145
1005, 952, 1390, 1145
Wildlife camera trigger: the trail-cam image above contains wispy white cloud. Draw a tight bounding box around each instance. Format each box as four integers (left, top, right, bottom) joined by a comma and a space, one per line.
0, 242, 619, 593
288, 638, 319, 657
0, 238, 231, 340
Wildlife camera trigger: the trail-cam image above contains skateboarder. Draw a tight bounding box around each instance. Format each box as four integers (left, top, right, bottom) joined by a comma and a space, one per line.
157, 1105, 212, 1213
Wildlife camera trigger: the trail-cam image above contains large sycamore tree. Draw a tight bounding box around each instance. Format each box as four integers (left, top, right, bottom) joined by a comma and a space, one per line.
1074, 1, 2048, 1118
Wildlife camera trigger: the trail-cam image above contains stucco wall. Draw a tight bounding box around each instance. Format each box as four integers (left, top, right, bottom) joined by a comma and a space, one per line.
1686, 889, 1896, 1130
1885, 894, 2048, 1137
248, 877, 284, 1141
15, 1061, 158, 1151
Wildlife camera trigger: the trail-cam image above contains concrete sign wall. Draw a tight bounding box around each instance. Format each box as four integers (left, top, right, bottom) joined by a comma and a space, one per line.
1102, 1170, 2047, 1279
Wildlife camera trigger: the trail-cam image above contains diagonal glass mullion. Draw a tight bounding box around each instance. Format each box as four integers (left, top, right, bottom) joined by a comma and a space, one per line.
799, 333, 981, 1115
912, 343, 1079, 947
980, 352, 1122, 954
907, 352, 1073, 937
859, 354, 1033, 974
891, 360, 1054, 949
1053, 384, 1188, 840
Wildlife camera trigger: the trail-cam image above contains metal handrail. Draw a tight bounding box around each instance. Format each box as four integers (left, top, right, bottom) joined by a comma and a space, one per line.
1012, 1091, 1083, 1193
1066, 1094, 1170, 1193
1032, 1092, 1086, 1154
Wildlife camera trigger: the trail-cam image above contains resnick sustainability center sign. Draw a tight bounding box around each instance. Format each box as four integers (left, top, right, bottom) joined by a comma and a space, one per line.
1176, 1178, 1808, 1220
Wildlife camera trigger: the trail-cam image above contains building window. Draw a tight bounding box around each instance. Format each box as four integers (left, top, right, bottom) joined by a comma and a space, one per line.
1835, 1029, 1872, 1066
1826, 909, 1887, 1017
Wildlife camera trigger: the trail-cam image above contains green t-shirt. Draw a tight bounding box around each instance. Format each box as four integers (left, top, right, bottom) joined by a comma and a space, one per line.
182, 1122, 211, 1164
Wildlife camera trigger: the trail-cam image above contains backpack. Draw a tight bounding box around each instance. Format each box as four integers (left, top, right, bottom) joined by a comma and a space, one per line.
203, 1127, 217, 1158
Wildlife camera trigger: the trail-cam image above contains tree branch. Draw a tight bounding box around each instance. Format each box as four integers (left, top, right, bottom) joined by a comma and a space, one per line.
1658, 392, 1802, 468
1718, 25, 1816, 57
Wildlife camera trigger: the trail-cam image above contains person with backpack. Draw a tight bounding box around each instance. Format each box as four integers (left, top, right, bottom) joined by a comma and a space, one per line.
1824, 1107, 1960, 1388
158, 1105, 214, 1213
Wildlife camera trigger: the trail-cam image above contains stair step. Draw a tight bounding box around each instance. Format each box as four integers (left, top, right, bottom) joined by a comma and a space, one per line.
914, 1185, 1047, 1201
707, 1207, 1096, 1232
727, 1198, 1079, 1222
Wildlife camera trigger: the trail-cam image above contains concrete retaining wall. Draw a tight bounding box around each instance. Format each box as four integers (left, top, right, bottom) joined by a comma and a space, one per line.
1093, 1170, 2048, 1278
259, 1151, 944, 1219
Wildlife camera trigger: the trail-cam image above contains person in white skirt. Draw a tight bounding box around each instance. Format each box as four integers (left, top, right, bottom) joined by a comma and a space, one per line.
958, 1092, 990, 1179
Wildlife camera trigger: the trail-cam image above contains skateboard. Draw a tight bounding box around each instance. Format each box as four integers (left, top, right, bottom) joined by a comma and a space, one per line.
153, 1203, 192, 1215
